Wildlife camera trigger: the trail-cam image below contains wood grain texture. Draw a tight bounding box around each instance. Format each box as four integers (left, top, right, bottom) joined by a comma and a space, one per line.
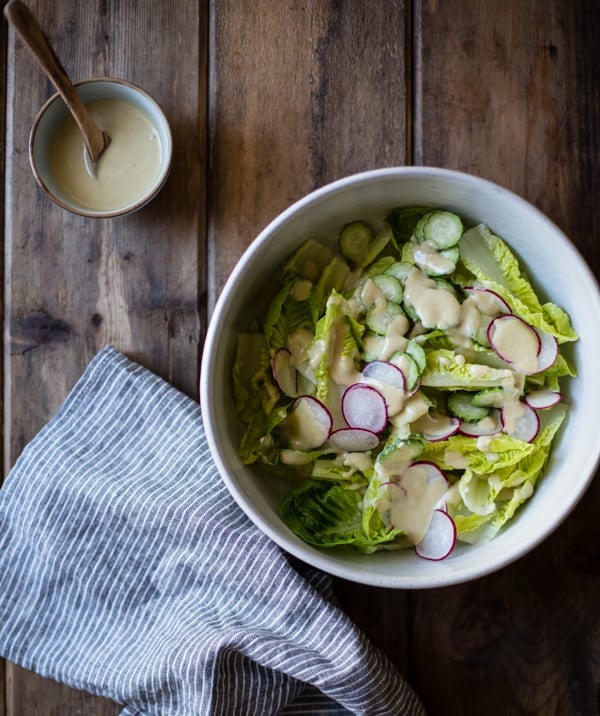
412, 2, 600, 714
3, 0, 206, 713
208, 0, 410, 307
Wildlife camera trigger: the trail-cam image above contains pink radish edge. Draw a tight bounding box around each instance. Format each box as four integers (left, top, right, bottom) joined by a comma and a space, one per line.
530, 329, 559, 374
328, 427, 380, 452
487, 314, 541, 363
525, 388, 562, 409
342, 383, 388, 433
415, 509, 457, 561
291, 396, 333, 432
422, 415, 461, 442
463, 286, 511, 314
500, 401, 540, 443
361, 360, 406, 391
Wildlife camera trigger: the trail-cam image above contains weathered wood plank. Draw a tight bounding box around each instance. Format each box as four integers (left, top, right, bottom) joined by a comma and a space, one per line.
412, 2, 600, 713
209, 0, 413, 678
209, 0, 410, 302
3, 0, 207, 713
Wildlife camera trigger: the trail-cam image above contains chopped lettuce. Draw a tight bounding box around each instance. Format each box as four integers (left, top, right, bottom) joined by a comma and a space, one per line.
448, 405, 567, 542
233, 333, 285, 464
281, 479, 400, 549
422, 348, 522, 390
233, 211, 578, 556
459, 225, 578, 343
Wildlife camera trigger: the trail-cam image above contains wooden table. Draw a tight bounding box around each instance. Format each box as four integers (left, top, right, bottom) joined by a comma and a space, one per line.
1, 1, 598, 714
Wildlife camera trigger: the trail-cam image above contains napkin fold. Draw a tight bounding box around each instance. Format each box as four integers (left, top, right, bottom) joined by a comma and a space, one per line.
0, 346, 425, 716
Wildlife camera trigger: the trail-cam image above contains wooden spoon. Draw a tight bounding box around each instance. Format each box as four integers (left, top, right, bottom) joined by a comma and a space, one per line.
4, 0, 111, 176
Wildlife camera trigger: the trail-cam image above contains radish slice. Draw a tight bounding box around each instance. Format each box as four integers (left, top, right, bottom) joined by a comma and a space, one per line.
414, 409, 461, 441
435, 498, 449, 513
329, 427, 380, 452
406, 375, 422, 397
406, 460, 448, 485
272, 348, 299, 396
361, 360, 406, 391
415, 509, 457, 561
501, 401, 540, 443
286, 396, 333, 450
525, 388, 562, 409
487, 315, 541, 373
530, 329, 559, 373
463, 286, 511, 315
459, 409, 502, 437
342, 383, 388, 433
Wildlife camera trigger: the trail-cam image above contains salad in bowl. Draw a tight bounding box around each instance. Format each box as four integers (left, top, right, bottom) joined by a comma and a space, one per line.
233, 206, 577, 562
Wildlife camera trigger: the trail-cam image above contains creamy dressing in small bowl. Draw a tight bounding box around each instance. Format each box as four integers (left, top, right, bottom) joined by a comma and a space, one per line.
29, 78, 172, 218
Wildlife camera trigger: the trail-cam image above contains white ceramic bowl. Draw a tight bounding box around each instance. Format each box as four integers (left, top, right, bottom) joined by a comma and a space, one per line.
200, 167, 600, 589
29, 78, 172, 218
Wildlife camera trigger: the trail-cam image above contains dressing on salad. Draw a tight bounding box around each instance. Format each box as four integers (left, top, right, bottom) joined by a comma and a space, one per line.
232, 207, 578, 561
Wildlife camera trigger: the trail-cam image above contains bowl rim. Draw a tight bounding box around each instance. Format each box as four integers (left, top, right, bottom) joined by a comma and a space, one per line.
200, 165, 600, 588
28, 77, 173, 219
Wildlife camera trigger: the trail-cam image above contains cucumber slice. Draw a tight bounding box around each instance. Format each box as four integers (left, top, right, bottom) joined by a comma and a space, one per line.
389, 351, 420, 391
405, 339, 426, 373
384, 260, 414, 284
361, 224, 393, 268
365, 301, 406, 336
385, 207, 431, 244
339, 221, 373, 264
414, 210, 463, 249
447, 391, 490, 422
471, 387, 506, 408
373, 274, 403, 303
366, 256, 396, 277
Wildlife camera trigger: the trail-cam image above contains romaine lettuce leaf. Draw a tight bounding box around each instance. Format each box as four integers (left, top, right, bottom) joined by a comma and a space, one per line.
281, 479, 399, 548
309, 291, 364, 406
459, 225, 578, 343
448, 404, 567, 542
263, 276, 315, 352
420, 432, 534, 474
233, 332, 287, 464
422, 348, 521, 389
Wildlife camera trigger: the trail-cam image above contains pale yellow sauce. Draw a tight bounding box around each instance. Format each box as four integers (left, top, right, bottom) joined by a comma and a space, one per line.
491, 318, 539, 373
280, 399, 328, 451
377, 464, 448, 543
330, 323, 362, 385
412, 239, 456, 274
499, 397, 526, 435
444, 450, 469, 470
389, 392, 431, 437
286, 328, 313, 367
404, 267, 461, 330
48, 98, 162, 211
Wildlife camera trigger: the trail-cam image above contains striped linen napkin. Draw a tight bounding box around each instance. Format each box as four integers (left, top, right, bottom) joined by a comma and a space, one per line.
0, 346, 425, 716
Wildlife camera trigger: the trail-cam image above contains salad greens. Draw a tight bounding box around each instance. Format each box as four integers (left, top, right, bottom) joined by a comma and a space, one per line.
232, 207, 578, 559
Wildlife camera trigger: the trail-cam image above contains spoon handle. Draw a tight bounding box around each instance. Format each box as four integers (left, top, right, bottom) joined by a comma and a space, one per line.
4, 0, 107, 163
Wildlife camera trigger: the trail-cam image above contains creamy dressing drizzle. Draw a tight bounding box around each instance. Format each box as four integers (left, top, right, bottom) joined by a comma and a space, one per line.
279, 229, 547, 542
413, 240, 455, 274
377, 464, 448, 543
48, 98, 162, 211
491, 318, 540, 373
404, 267, 461, 330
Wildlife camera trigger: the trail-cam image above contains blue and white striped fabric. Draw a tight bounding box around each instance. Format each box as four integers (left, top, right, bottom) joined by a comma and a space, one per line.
0, 346, 425, 715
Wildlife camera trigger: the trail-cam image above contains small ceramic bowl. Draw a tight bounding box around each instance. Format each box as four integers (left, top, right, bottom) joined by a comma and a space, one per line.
29, 78, 172, 218
200, 166, 600, 589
